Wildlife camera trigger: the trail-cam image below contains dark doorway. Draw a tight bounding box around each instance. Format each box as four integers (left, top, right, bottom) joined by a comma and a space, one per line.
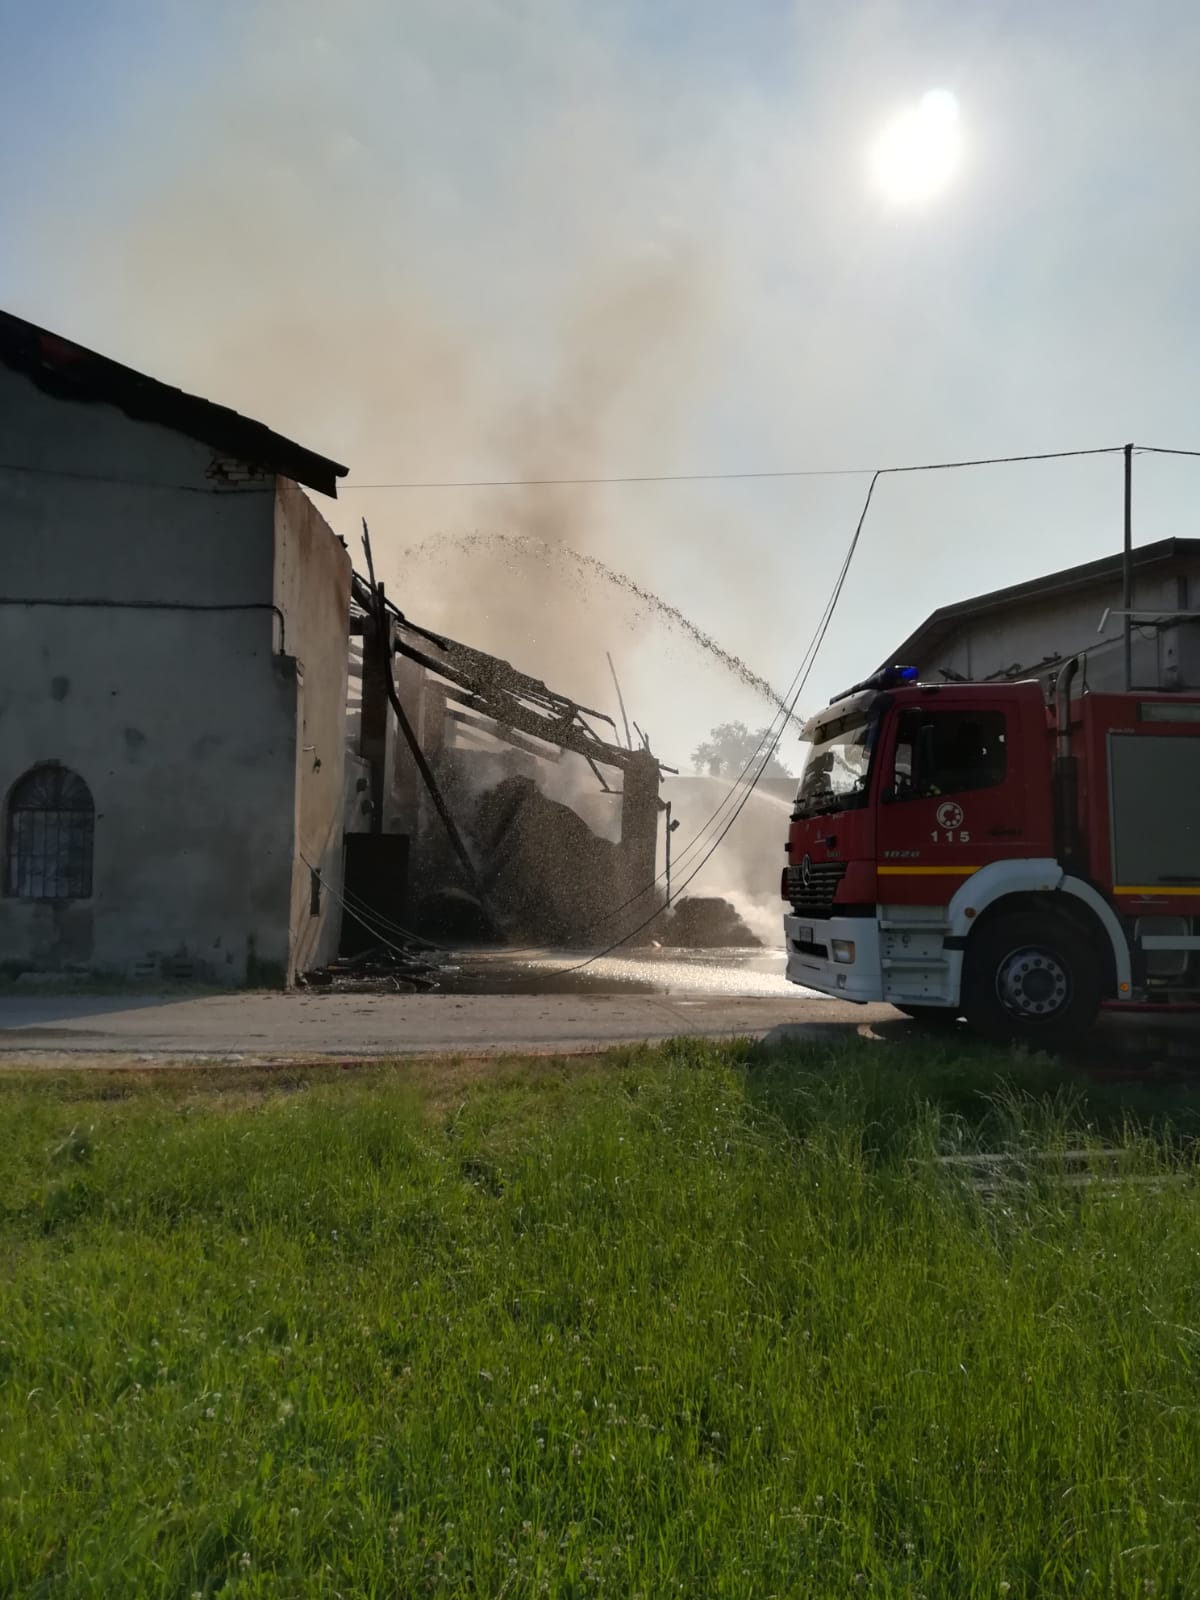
341, 834, 411, 956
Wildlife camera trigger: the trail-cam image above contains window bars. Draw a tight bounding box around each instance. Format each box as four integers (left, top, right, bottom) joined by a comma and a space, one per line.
4, 764, 94, 899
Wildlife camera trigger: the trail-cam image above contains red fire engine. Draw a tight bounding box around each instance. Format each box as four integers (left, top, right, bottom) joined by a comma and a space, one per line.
782, 659, 1200, 1040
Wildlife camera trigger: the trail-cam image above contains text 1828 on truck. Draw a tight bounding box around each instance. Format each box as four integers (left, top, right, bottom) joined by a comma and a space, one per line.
781, 660, 1200, 1042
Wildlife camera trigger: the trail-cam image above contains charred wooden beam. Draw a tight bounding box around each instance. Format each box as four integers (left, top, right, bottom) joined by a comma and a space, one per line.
399, 638, 642, 772
446, 707, 565, 763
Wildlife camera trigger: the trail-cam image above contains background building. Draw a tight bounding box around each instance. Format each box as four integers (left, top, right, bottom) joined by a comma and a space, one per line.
0, 311, 349, 984
886, 538, 1200, 692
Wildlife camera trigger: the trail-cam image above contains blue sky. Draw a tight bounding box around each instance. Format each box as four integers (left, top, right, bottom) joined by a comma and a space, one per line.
4, 0, 1200, 768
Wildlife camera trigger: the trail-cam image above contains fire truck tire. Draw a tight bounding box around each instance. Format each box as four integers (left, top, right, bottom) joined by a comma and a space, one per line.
962, 912, 1102, 1045
895, 1004, 960, 1027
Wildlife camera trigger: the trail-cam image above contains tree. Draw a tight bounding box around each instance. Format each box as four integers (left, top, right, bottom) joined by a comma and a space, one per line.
691, 721, 794, 782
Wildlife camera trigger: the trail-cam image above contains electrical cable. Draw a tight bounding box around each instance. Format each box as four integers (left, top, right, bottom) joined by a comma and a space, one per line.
1133, 445, 1200, 461
299, 854, 447, 965
0, 443, 1126, 494
299, 854, 405, 946
300, 851, 435, 948
328, 871, 451, 952
339, 444, 1124, 490
546, 472, 881, 977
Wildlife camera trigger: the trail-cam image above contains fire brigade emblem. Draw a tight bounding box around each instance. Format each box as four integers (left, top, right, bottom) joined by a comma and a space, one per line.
936, 801, 964, 831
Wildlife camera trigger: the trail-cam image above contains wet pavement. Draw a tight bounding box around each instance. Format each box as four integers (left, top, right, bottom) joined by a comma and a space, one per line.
0, 945, 848, 1063
436, 945, 799, 998
0, 946, 1197, 1070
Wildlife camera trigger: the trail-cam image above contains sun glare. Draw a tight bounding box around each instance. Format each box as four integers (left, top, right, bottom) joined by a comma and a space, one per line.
869, 90, 962, 207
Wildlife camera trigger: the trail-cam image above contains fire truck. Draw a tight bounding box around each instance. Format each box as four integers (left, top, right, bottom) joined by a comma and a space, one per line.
782, 659, 1200, 1041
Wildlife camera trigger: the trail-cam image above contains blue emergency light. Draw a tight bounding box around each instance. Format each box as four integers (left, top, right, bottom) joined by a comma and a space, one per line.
828, 664, 919, 703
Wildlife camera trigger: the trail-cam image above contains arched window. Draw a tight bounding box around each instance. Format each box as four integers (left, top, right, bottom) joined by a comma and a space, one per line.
4, 765, 94, 900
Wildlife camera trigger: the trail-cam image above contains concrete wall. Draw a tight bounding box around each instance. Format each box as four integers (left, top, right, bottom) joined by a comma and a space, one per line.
0, 364, 310, 983
272, 483, 352, 976
913, 562, 1200, 692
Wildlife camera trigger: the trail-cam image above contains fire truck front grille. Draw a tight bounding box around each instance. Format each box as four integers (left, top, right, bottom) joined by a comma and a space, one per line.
786, 861, 847, 915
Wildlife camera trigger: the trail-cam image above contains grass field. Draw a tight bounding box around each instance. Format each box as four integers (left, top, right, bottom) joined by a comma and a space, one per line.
4, 1038, 1200, 1598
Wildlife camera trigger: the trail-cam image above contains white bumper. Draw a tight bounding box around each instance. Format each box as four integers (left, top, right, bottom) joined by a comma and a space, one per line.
783, 914, 883, 1003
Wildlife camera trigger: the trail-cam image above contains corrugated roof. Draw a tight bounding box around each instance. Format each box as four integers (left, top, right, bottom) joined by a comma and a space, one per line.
884, 537, 1200, 669
0, 309, 348, 498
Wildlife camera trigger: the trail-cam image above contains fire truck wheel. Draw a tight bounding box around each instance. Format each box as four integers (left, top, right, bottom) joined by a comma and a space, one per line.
963, 912, 1102, 1044
895, 1004, 960, 1027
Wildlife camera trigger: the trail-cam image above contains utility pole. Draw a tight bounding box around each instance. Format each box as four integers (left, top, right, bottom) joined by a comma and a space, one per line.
1123, 442, 1134, 691
664, 800, 680, 907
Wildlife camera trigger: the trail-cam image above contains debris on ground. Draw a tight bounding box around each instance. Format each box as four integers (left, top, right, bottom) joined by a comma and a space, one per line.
299, 944, 455, 994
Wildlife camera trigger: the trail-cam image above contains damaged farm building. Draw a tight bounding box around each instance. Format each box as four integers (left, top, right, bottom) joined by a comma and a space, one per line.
1, 307, 757, 987
346, 572, 670, 953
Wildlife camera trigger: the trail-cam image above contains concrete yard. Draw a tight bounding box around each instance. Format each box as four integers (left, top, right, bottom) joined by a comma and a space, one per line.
0, 988, 890, 1063
3, 941, 1194, 1069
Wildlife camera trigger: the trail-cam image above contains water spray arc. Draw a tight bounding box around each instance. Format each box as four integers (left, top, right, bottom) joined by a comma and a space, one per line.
398, 530, 795, 716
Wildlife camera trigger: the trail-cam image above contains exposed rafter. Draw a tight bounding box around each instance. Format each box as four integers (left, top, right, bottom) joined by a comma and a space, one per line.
350, 571, 674, 778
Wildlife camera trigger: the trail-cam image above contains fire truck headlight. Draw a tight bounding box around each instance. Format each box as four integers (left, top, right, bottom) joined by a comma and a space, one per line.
831, 940, 856, 965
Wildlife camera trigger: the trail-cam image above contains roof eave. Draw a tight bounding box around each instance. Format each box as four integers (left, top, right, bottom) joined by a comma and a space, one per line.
0, 309, 348, 499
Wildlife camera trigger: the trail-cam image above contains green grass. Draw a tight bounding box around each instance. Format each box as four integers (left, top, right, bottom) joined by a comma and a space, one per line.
3, 1038, 1200, 1598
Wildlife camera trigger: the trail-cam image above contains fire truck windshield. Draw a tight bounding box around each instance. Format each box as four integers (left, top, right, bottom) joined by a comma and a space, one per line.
793, 713, 878, 817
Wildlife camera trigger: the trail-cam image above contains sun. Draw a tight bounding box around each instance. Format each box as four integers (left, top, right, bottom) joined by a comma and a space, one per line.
869, 90, 962, 207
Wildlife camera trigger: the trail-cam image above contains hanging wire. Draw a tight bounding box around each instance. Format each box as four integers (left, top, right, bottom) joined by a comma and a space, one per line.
335, 444, 1124, 490
542, 472, 881, 977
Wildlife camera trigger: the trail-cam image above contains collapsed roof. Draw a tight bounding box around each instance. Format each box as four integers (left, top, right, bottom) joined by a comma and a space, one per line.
351, 573, 670, 781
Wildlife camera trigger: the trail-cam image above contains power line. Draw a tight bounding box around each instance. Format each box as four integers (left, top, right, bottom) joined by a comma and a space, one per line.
339, 445, 1124, 490
0, 441, 1131, 495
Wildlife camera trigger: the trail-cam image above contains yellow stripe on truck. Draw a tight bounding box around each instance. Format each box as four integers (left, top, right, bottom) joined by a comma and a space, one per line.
1114, 885, 1200, 896
877, 865, 979, 877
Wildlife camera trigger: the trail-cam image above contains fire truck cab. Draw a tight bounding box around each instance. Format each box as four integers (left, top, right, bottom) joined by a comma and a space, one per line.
782, 662, 1200, 1041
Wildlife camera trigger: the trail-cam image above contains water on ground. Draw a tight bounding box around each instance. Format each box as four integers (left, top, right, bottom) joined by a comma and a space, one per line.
439, 944, 814, 998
